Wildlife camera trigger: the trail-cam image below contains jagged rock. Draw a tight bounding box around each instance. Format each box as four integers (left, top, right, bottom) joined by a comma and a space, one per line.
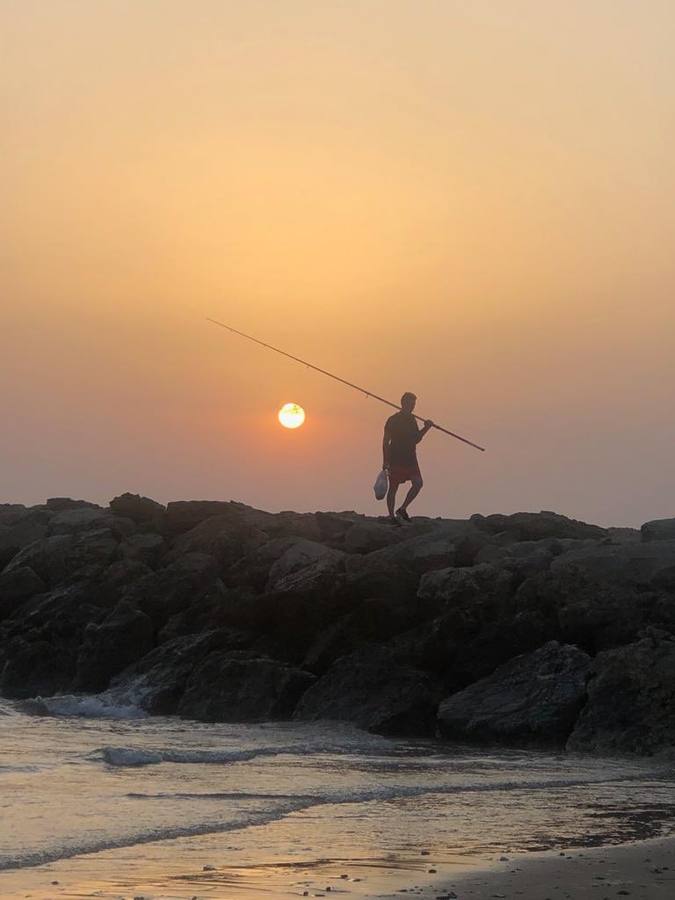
303, 595, 423, 674
168, 515, 267, 574
471, 511, 606, 542
120, 533, 166, 568
112, 629, 255, 714
47, 506, 129, 536
75, 600, 154, 690
0, 504, 28, 526
0, 566, 46, 617
294, 646, 442, 735
178, 651, 315, 721
0, 638, 74, 699
437, 641, 591, 746
165, 500, 321, 541
121, 552, 219, 628
567, 632, 675, 755
3, 529, 119, 587
641, 518, 675, 542
266, 540, 344, 591
226, 537, 303, 592
342, 521, 412, 554
109, 492, 165, 523
0, 510, 53, 569
45, 498, 99, 511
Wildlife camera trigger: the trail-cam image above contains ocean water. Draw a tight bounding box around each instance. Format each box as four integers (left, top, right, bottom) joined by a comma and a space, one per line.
1, 695, 675, 898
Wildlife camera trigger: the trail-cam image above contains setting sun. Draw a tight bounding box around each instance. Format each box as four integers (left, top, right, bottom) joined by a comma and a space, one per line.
278, 403, 305, 429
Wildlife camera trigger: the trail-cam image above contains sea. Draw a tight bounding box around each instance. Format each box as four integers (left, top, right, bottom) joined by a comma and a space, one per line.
2, 695, 675, 898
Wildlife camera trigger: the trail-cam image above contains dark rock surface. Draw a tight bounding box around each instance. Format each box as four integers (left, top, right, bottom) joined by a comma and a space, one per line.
294, 646, 442, 736
437, 641, 591, 745
1, 495, 674, 754
567, 631, 675, 755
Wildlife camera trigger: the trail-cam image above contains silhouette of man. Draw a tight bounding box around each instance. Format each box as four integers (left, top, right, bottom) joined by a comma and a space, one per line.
382, 392, 433, 524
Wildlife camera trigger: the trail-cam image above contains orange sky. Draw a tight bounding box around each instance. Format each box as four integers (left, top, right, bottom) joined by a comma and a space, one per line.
2, 1, 674, 525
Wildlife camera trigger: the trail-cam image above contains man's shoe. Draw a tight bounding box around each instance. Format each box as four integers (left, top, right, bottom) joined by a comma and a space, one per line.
388, 515, 402, 527
396, 508, 411, 522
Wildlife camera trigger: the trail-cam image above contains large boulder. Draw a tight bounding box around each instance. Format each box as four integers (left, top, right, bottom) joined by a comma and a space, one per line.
0, 566, 46, 618
178, 651, 315, 722
3, 529, 119, 587
46, 507, 135, 540
0, 638, 74, 699
471, 511, 606, 542
641, 518, 675, 542
266, 540, 344, 591
110, 629, 253, 714
119, 533, 167, 568
121, 552, 220, 629
294, 646, 442, 735
109, 492, 166, 524
0, 510, 52, 569
45, 498, 99, 512
165, 500, 320, 540
437, 641, 591, 746
74, 600, 154, 691
567, 632, 675, 755
516, 540, 675, 652
169, 515, 268, 574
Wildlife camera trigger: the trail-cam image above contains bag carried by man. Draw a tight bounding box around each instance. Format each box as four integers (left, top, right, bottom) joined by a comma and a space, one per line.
373, 468, 388, 500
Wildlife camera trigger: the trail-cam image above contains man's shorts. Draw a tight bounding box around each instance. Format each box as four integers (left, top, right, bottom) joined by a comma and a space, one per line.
387, 463, 421, 488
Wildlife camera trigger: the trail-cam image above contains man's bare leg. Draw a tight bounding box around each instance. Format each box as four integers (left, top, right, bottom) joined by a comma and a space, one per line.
386, 482, 399, 519
399, 476, 423, 513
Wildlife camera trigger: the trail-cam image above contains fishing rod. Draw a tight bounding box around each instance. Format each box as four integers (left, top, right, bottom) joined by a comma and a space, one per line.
206, 317, 485, 452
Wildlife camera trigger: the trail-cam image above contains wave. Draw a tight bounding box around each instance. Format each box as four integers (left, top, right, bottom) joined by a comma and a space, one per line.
98, 745, 302, 767
17, 693, 147, 720
3, 770, 673, 873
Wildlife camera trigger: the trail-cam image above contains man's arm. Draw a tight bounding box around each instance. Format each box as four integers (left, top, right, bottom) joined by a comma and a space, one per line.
382, 424, 391, 468
416, 420, 434, 443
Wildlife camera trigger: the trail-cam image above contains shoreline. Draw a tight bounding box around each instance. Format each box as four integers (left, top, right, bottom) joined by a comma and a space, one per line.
420, 834, 675, 900
1, 834, 675, 899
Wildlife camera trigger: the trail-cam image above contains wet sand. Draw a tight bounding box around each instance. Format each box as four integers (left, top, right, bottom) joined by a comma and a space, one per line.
2, 836, 675, 899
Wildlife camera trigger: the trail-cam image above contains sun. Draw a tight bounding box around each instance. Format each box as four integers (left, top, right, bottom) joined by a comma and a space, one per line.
278, 402, 305, 429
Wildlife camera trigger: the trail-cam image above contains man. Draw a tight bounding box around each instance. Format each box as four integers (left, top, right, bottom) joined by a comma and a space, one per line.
382, 392, 433, 524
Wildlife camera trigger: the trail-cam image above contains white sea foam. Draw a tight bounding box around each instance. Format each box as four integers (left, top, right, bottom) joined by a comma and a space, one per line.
21, 693, 148, 719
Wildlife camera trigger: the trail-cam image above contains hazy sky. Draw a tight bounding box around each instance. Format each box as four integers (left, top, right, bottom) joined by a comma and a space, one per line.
2, 1, 674, 525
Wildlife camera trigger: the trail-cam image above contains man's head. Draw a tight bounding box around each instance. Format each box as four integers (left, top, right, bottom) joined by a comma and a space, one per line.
401, 392, 417, 412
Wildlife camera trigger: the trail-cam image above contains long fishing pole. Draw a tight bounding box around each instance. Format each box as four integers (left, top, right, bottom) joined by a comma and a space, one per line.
206, 317, 485, 452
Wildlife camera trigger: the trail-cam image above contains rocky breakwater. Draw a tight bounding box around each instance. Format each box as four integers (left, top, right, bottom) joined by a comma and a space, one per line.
1, 495, 675, 755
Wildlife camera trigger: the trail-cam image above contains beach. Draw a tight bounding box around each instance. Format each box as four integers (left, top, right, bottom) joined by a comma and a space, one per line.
2, 697, 675, 899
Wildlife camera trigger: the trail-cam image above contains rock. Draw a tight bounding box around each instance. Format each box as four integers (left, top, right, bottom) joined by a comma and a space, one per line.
120, 533, 166, 568
3, 529, 119, 587
48, 507, 113, 535
165, 500, 320, 540
0, 566, 46, 617
0, 504, 28, 526
567, 632, 675, 755
121, 552, 219, 629
75, 600, 154, 691
471, 511, 606, 542
45, 498, 99, 511
0, 510, 52, 569
109, 492, 166, 523
0, 638, 74, 699
303, 595, 423, 673
294, 646, 442, 735
178, 652, 315, 721
111, 629, 253, 714
437, 641, 591, 746
342, 521, 412, 554
226, 537, 303, 592
169, 515, 267, 574
641, 518, 675, 542
266, 540, 344, 591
